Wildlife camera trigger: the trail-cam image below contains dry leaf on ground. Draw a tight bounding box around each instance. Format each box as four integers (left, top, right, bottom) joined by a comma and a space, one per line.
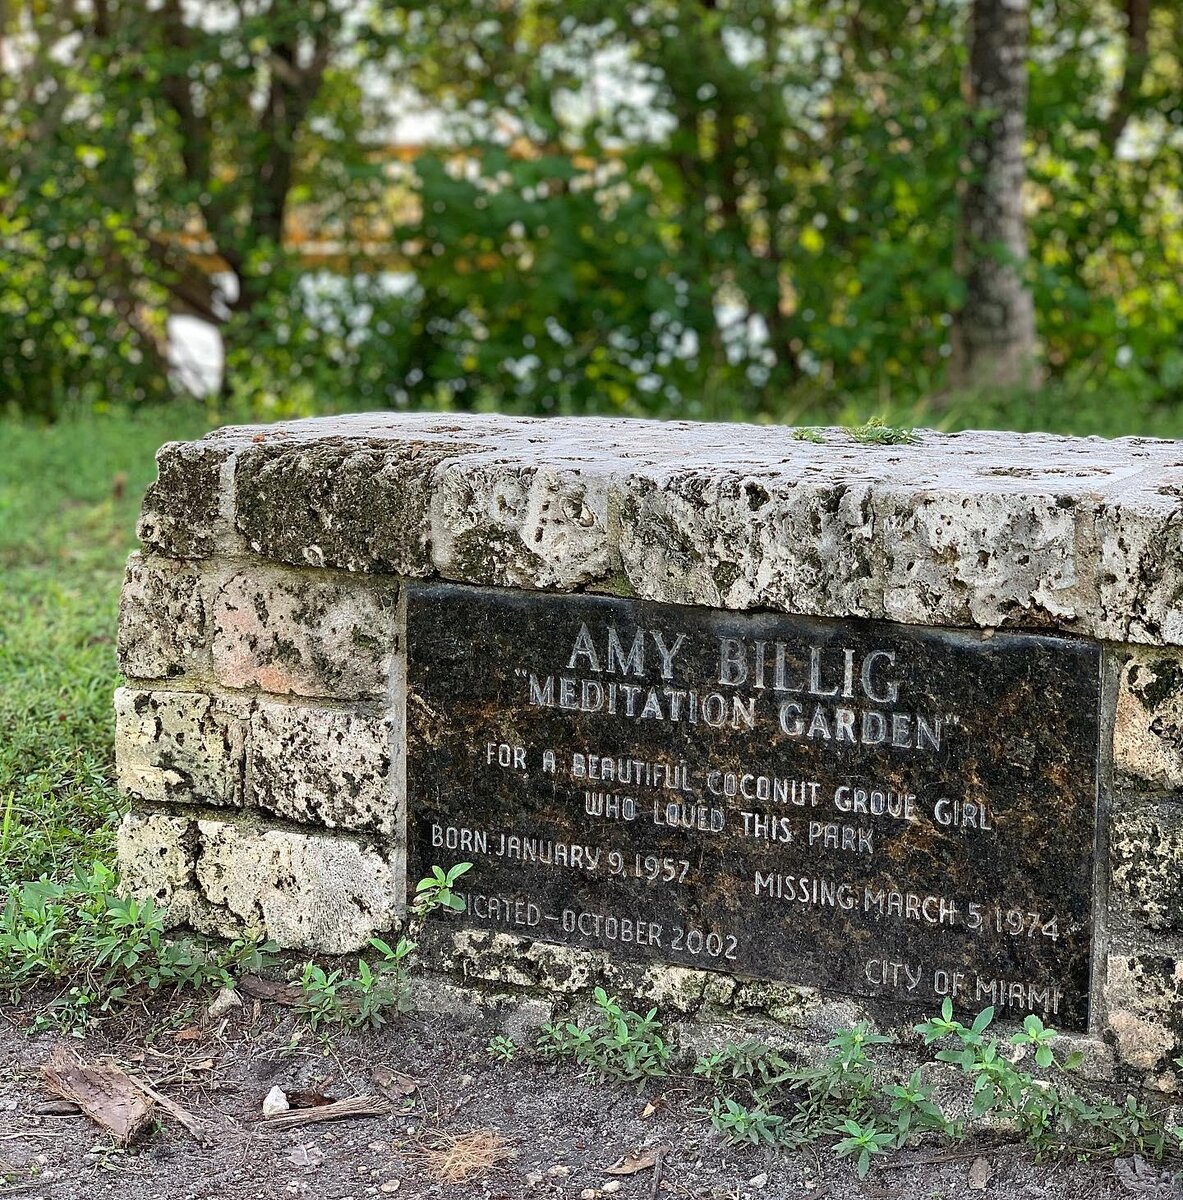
968, 1156, 993, 1191
286, 1144, 325, 1168
1114, 1155, 1183, 1197
606, 1149, 658, 1176
372, 1065, 418, 1099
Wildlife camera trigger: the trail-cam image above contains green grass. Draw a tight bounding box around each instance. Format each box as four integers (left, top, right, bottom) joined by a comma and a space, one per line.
0, 408, 211, 886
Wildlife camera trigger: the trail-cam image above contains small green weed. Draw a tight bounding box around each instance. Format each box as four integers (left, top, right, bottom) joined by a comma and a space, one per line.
791, 427, 827, 443
833, 1118, 897, 1178
298, 936, 413, 1031
295, 862, 472, 1031
694, 1000, 1183, 1178
487, 1034, 517, 1063
538, 986, 670, 1081
709, 1096, 785, 1146
414, 862, 472, 913
848, 416, 917, 445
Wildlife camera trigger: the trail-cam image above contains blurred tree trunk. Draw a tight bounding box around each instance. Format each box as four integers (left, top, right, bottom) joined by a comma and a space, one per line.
1104, 0, 1152, 150
951, 0, 1039, 391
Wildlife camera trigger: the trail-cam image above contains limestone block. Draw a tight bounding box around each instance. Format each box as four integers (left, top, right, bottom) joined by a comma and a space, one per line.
116, 811, 203, 923
615, 473, 879, 617
1095, 484, 1183, 645
879, 489, 1084, 630
115, 688, 248, 807
1114, 650, 1183, 788
117, 554, 208, 680
1104, 952, 1183, 1079
234, 440, 475, 574
118, 811, 403, 953
211, 568, 399, 699
192, 819, 403, 952
137, 441, 234, 559
1111, 802, 1183, 931
430, 459, 610, 589
248, 700, 396, 835
599, 961, 711, 1014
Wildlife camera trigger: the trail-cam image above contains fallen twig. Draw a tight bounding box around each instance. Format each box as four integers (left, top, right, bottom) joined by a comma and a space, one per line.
118, 1066, 214, 1146
257, 1095, 391, 1131
650, 1146, 667, 1200
877, 1144, 1024, 1171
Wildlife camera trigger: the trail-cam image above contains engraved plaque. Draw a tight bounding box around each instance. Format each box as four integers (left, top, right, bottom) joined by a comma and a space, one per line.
406, 584, 1101, 1029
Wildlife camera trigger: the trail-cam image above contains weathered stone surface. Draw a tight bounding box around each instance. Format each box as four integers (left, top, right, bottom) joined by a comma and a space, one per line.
431, 459, 610, 590
1111, 802, 1183, 931
138, 414, 1183, 642
1114, 650, 1183, 788
117, 811, 402, 952
407, 583, 1102, 1029
137, 441, 234, 559
117, 811, 202, 919
115, 688, 248, 808
615, 474, 878, 615
248, 700, 395, 834
116, 413, 1183, 1077
234, 440, 469, 574
118, 555, 208, 680
1095, 481, 1183, 645
879, 490, 1083, 630
211, 568, 399, 699
1104, 952, 1183, 1079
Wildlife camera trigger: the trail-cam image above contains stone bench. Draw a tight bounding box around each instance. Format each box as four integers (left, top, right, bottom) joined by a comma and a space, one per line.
115, 415, 1183, 1086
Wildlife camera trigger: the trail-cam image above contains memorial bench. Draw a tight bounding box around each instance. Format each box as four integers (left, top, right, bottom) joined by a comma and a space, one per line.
115, 415, 1183, 1087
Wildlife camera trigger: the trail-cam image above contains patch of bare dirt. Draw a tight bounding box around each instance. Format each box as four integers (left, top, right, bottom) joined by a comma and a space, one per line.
0, 990, 1150, 1200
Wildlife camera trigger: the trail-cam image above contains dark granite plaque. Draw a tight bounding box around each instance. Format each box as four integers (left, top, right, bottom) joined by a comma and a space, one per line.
406, 584, 1101, 1029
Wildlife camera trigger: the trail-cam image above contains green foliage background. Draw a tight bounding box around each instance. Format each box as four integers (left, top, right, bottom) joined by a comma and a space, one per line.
1, 0, 1180, 430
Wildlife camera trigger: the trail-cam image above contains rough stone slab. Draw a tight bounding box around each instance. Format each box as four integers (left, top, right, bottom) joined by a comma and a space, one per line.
117, 554, 208, 680
137, 441, 234, 559
137, 414, 1183, 643
211, 567, 399, 699
248, 700, 396, 835
430, 459, 610, 590
1095, 482, 1183, 645
234, 440, 469, 574
116, 811, 202, 919
1103, 952, 1183, 1083
878, 489, 1084, 629
115, 688, 249, 808
1111, 802, 1183, 932
614, 474, 878, 615
117, 811, 403, 953
1114, 649, 1183, 788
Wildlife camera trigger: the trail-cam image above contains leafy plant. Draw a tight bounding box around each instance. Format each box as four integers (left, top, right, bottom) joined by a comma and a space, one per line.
834, 1118, 896, 1178
295, 862, 471, 1031
297, 936, 413, 1031
487, 1034, 517, 1063
538, 987, 670, 1082
414, 863, 472, 914
709, 1096, 785, 1146
0, 861, 276, 1028
691, 1001, 1183, 1177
